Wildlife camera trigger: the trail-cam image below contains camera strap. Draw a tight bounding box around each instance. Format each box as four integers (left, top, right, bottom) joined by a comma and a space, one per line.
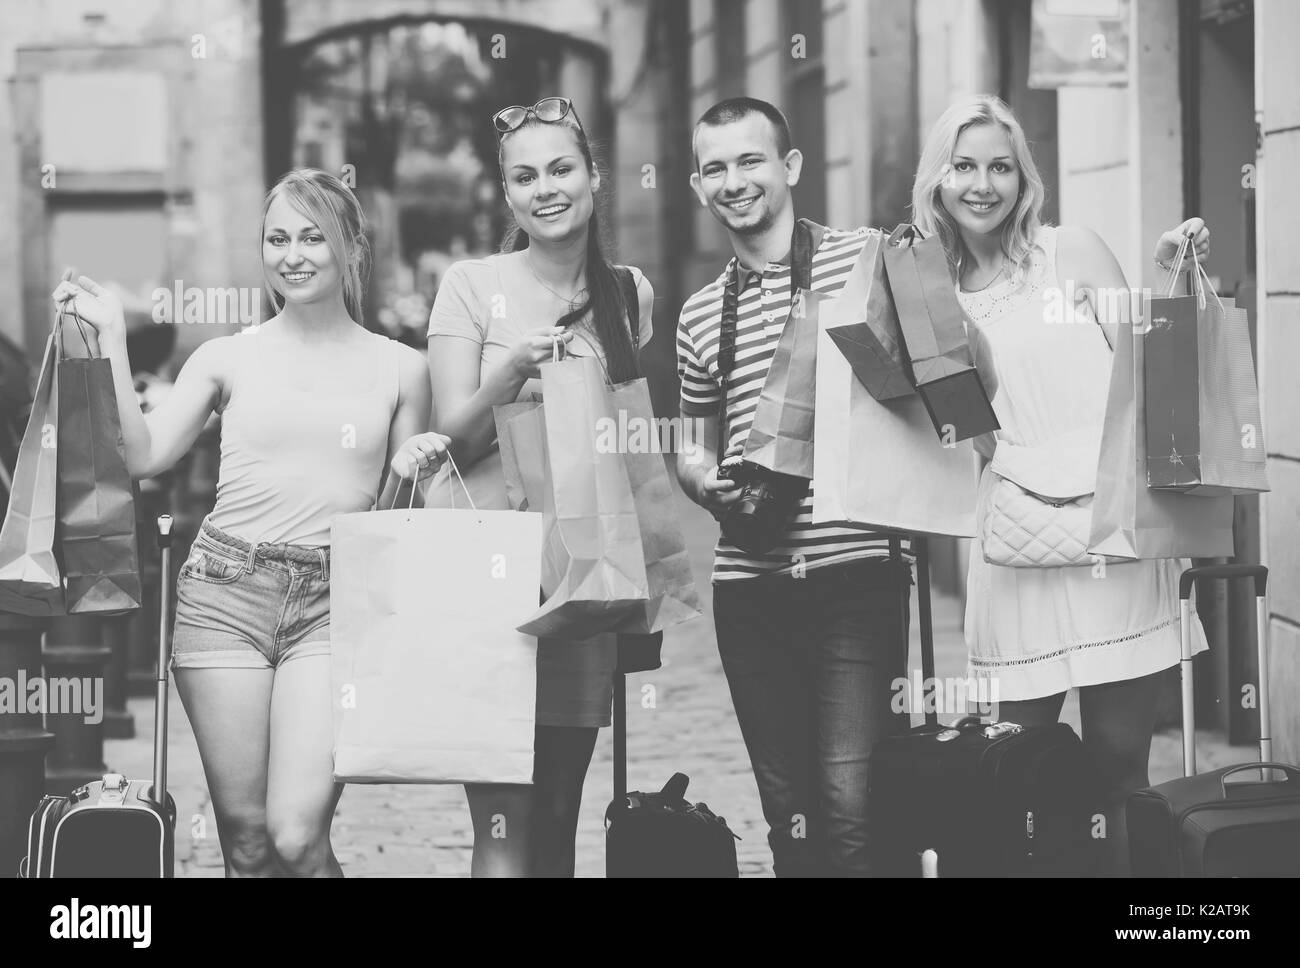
715, 217, 825, 453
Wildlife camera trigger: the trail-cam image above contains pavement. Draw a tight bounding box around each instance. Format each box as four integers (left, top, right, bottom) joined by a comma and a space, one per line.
104, 473, 1250, 878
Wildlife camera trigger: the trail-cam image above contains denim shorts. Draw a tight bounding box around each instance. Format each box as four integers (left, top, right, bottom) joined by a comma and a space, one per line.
170, 518, 331, 670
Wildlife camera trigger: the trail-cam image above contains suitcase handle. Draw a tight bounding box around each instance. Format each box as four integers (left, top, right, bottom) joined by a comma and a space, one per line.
154, 514, 174, 808
1179, 564, 1267, 601
1176, 564, 1272, 775
1219, 762, 1299, 796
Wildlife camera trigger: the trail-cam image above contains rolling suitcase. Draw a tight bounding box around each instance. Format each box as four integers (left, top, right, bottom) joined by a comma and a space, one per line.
604, 644, 740, 878
20, 514, 178, 877
866, 536, 1104, 877
1127, 564, 1300, 877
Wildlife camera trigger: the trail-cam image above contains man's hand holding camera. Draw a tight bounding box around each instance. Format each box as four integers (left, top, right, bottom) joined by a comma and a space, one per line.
696, 463, 743, 521
687, 456, 809, 553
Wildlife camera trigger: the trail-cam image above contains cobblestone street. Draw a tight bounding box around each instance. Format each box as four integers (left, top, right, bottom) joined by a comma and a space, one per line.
104, 472, 1246, 878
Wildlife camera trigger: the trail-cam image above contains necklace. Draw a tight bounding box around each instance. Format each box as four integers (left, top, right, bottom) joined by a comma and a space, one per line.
961, 256, 1008, 294
525, 251, 587, 309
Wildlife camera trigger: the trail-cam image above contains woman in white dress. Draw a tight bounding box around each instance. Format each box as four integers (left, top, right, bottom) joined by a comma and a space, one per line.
910, 95, 1211, 874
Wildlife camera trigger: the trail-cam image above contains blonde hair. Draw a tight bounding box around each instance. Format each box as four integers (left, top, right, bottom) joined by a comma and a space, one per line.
261, 168, 371, 324
910, 95, 1046, 286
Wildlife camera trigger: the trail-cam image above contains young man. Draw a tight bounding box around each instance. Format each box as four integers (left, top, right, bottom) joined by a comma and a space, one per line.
675, 97, 911, 877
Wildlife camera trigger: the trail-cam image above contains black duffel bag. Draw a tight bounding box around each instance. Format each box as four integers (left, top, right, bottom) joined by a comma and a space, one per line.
606, 772, 740, 878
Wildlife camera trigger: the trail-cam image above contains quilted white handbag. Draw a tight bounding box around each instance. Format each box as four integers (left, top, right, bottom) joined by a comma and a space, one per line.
978, 434, 1111, 568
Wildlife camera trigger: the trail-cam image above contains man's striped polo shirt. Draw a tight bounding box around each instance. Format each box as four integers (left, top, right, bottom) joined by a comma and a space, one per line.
677, 224, 913, 582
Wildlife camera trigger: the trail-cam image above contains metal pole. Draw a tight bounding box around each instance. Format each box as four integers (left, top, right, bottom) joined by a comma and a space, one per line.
916, 536, 937, 726
1253, 1, 1270, 631
153, 514, 173, 806
1256, 595, 1271, 764
613, 672, 627, 804
1180, 598, 1196, 778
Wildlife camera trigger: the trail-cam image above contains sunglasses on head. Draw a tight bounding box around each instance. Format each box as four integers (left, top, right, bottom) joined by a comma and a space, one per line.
492, 97, 582, 135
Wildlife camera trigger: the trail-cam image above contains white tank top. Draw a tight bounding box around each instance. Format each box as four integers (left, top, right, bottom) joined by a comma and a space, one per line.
207, 327, 401, 546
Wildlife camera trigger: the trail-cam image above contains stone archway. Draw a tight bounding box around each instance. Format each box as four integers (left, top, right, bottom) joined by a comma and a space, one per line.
261, 1, 613, 340
280, 0, 609, 50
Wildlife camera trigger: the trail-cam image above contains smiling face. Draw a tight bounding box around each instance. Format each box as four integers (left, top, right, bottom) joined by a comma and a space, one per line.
690, 114, 801, 236
938, 122, 1022, 241
499, 122, 597, 245
262, 193, 344, 309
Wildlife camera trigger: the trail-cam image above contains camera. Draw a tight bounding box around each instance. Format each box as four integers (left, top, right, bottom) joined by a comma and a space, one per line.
714, 456, 810, 554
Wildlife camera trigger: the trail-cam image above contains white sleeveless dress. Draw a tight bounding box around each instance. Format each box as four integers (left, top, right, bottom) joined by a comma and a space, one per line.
957, 226, 1206, 701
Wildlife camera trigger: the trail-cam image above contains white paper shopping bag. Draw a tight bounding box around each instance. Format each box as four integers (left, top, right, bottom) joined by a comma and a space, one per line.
331, 504, 543, 784
812, 309, 978, 537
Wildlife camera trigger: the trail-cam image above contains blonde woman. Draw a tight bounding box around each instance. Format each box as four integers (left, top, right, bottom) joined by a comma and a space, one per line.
53, 169, 442, 877
910, 95, 1209, 874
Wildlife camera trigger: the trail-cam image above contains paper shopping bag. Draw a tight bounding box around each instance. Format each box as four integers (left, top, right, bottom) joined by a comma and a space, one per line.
1088, 303, 1234, 559
330, 505, 543, 784
812, 308, 978, 537
55, 314, 142, 613
606, 378, 702, 634
741, 289, 822, 479
0, 320, 64, 616
1143, 257, 1268, 496
824, 229, 914, 402
884, 224, 999, 442
515, 355, 648, 639
494, 400, 545, 513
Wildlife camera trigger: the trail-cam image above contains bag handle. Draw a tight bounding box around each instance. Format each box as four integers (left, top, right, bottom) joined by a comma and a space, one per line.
1188, 240, 1226, 314
55, 306, 95, 358
1219, 762, 1299, 797
1161, 232, 1192, 298
1160, 232, 1224, 313
387, 451, 480, 520
436, 452, 478, 517
887, 222, 925, 248
659, 773, 689, 801
1178, 563, 1267, 601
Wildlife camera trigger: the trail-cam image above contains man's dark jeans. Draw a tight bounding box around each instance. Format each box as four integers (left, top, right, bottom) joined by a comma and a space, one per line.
713, 557, 911, 877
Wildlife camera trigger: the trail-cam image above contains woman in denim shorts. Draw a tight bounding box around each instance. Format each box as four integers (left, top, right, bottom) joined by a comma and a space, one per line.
52, 169, 446, 877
